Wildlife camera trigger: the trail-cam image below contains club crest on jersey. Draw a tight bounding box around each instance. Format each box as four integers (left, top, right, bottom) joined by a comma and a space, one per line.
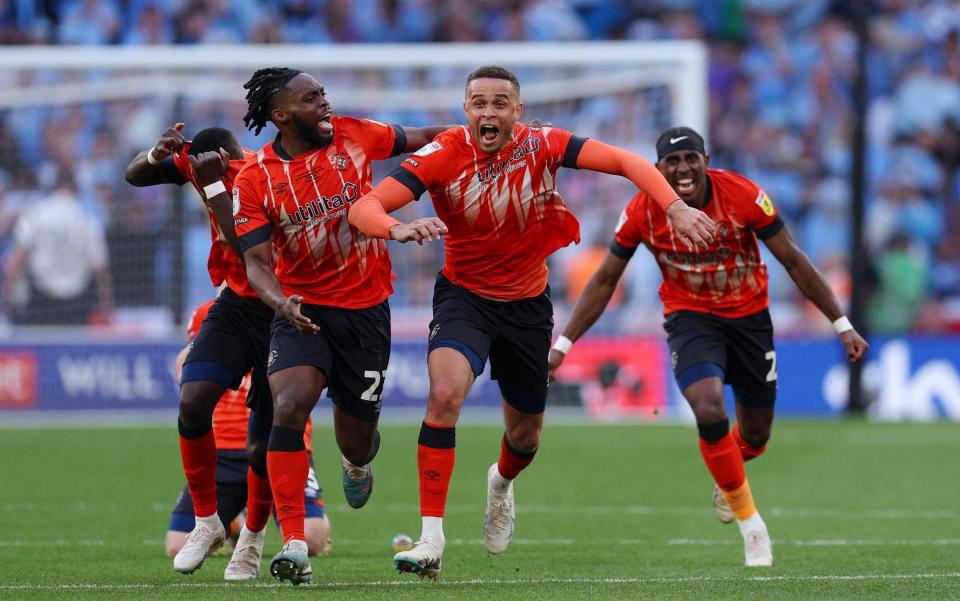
671, 352, 679, 369
232, 187, 241, 216
267, 350, 278, 367
756, 191, 775, 217
330, 152, 348, 170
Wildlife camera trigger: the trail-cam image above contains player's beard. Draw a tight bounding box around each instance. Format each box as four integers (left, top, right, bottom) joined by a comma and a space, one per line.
291, 112, 333, 148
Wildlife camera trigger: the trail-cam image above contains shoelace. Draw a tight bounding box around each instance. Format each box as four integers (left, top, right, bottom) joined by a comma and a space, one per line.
235, 542, 260, 565
181, 525, 215, 554
487, 499, 513, 533
344, 463, 370, 481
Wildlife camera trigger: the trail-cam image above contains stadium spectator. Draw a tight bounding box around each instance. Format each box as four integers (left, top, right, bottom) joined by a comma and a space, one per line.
2, 174, 113, 325
0, 0, 958, 332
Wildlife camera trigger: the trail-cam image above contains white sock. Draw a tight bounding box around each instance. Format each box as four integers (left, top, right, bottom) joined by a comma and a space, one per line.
421, 516, 445, 547
285, 539, 308, 553
239, 525, 265, 538
195, 513, 221, 529
737, 512, 765, 537
490, 467, 512, 494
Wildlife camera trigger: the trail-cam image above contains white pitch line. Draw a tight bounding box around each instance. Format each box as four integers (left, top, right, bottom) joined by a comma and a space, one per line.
4, 501, 955, 521
4, 538, 960, 548
0, 572, 959, 590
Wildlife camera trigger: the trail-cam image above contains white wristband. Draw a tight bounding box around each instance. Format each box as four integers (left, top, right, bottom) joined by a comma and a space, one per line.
833, 316, 853, 334
203, 180, 227, 199
146, 147, 162, 165
551, 335, 573, 355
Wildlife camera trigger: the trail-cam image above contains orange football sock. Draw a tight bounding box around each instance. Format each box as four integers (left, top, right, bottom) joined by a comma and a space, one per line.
720, 480, 758, 521
497, 435, 536, 480
732, 423, 766, 461
698, 432, 745, 491
266, 426, 309, 543
245, 467, 273, 532
267, 449, 308, 542
418, 421, 456, 518
178, 427, 217, 518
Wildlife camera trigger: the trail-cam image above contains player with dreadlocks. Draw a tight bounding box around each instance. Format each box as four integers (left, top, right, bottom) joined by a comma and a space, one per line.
232, 67, 449, 585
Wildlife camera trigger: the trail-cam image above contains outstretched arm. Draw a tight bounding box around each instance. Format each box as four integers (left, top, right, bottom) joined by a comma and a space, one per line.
400, 125, 456, 152
124, 123, 187, 186
548, 251, 630, 381
764, 225, 868, 362
244, 241, 320, 335
575, 139, 715, 249
348, 177, 447, 244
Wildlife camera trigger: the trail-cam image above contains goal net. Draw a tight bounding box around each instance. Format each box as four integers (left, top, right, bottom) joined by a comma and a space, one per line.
0, 41, 706, 333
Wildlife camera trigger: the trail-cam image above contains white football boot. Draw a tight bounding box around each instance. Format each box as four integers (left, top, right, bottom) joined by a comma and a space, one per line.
739, 514, 773, 567
483, 463, 516, 554
173, 515, 225, 574
223, 526, 265, 581
712, 485, 735, 524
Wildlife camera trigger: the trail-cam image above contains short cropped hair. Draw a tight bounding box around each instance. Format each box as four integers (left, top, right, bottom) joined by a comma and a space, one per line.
465, 65, 520, 94
188, 127, 239, 156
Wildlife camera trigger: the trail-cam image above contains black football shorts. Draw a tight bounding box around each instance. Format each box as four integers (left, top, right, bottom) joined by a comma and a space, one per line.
663, 308, 777, 407
267, 300, 391, 422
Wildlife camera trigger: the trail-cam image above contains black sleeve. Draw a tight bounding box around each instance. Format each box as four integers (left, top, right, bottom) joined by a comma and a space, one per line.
609, 239, 637, 260
755, 215, 785, 241
391, 165, 427, 199
239, 225, 271, 252
389, 124, 408, 158
160, 156, 188, 186
562, 136, 588, 169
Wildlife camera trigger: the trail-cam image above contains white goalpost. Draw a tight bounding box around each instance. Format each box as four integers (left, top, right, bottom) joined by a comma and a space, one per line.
0, 41, 707, 131
0, 40, 707, 330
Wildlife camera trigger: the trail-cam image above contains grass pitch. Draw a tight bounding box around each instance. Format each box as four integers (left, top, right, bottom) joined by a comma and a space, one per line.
1, 419, 958, 600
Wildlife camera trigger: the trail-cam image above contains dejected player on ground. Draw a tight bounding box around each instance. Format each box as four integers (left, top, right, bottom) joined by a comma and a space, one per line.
548, 127, 869, 567
232, 67, 449, 585
348, 65, 715, 579
125, 127, 279, 579
165, 300, 331, 565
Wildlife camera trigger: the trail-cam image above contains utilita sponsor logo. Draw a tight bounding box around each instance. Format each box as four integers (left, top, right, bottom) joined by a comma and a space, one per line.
288, 182, 359, 225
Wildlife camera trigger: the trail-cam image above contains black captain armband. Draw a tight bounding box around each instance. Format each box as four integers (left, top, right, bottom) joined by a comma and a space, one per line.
562, 136, 588, 169
239, 225, 271, 252
389, 124, 408, 158
391, 166, 427, 199
755, 215, 785, 240
609, 240, 637, 260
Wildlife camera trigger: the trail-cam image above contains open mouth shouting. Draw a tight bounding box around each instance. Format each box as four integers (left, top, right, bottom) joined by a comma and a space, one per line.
479, 123, 500, 147
318, 111, 333, 135
675, 176, 696, 196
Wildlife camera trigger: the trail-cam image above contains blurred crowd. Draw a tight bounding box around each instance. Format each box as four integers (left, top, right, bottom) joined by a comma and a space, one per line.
1, 0, 959, 336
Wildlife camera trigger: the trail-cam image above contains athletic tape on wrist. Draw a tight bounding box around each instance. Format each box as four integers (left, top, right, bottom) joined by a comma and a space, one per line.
833, 316, 853, 334
203, 180, 227, 199
551, 335, 573, 355
146, 147, 162, 165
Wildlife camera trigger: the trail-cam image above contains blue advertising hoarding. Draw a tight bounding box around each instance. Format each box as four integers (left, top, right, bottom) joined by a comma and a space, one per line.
0, 336, 957, 420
